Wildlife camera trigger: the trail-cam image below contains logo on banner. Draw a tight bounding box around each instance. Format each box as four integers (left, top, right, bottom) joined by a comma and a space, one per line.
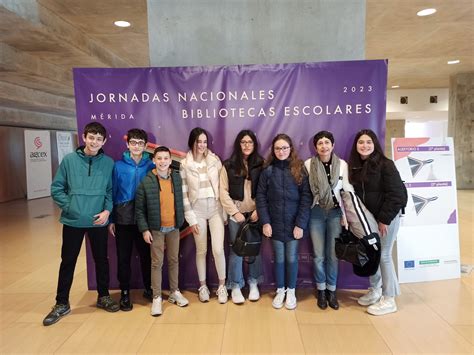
34, 137, 43, 149
404, 260, 415, 269
30, 136, 48, 161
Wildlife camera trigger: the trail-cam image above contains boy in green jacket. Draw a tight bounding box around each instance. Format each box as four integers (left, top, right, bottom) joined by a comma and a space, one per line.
135, 146, 188, 316
43, 122, 119, 326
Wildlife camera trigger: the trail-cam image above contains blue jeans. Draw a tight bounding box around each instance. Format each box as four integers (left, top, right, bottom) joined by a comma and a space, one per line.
272, 239, 299, 289
226, 219, 263, 289
309, 205, 342, 291
370, 215, 401, 297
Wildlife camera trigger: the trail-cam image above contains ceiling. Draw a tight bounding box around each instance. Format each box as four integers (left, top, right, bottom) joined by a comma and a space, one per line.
0, 0, 472, 129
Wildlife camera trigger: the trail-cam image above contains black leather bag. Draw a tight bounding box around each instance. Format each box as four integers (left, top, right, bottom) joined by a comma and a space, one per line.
232, 216, 262, 257
335, 229, 369, 266
335, 229, 381, 276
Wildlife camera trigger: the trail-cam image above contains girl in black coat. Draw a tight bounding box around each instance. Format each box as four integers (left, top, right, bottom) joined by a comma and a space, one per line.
348, 129, 407, 316
256, 134, 312, 310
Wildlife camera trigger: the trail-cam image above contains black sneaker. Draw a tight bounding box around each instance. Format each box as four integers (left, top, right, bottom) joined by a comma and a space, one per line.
97, 296, 120, 312
120, 290, 133, 311
326, 290, 339, 310
43, 303, 71, 326
143, 289, 153, 302
317, 290, 328, 310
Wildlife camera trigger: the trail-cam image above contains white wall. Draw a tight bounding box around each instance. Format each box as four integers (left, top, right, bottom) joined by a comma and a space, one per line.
405, 120, 448, 138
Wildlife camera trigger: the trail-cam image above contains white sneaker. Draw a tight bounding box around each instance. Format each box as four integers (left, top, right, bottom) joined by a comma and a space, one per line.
358, 287, 382, 306
367, 296, 397, 316
285, 288, 297, 310
231, 287, 245, 304
168, 290, 189, 307
198, 285, 210, 303
216, 285, 228, 304
272, 288, 286, 309
248, 282, 260, 301
151, 296, 162, 316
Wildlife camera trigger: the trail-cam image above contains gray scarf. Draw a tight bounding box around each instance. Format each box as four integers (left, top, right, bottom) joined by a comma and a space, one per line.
309, 153, 341, 209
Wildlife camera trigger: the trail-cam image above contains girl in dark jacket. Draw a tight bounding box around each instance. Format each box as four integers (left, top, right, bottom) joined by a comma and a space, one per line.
256, 134, 312, 310
348, 129, 407, 316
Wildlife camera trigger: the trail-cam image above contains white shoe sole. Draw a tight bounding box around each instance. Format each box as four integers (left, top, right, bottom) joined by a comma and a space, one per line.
358, 296, 381, 306
367, 306, 397, 316
272, 302, 284, 309
285, 302, 297, 310
168, 298, 189, 307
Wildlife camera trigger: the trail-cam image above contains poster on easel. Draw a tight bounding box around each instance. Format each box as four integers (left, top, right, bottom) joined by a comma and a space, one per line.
392, 137, 460, 283
24, 130, 52, 200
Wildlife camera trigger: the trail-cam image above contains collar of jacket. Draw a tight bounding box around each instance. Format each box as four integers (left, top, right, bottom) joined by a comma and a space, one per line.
184, 150, 220, 170
273, 159, 290, 169
76, 146, 104, 161
122, 150, 151, 167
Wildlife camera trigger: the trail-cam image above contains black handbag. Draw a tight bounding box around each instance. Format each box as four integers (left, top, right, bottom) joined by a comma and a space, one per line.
232, 215, 262, 257
335, 229, 370, 267
335, 229, 381, 276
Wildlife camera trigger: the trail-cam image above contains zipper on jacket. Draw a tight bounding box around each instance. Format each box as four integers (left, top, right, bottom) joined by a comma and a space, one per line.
88, 158, 92, 176
362, 181, 366, 204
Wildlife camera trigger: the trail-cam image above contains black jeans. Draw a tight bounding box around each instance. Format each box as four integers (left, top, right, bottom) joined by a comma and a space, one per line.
115, 224, 151, 291
56, 225, 110, 304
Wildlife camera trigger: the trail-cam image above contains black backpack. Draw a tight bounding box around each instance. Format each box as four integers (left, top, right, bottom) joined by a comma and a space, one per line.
232, 214, 262, 258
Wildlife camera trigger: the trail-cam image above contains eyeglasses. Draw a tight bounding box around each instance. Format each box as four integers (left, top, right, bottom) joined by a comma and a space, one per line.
274, 146, 290, 152
240, 140, 254, 146
129, 140, 146, 147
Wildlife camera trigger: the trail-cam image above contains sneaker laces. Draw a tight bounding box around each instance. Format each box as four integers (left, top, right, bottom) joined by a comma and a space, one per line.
275, 288, 286, 301
199, 285, 209, 294
51, 304, 65, 314
217, 285, 227, 296
100, 296, 114, 307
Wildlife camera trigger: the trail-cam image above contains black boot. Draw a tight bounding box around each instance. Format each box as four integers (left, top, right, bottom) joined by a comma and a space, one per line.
120, 290, 133, 311
143, 289, 153, 302
326, 290, 339, 310
317, 290, 328, 309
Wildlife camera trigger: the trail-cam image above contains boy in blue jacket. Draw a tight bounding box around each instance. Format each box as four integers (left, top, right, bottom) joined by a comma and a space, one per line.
43, 122, 119, 326
108, 128, 154, 311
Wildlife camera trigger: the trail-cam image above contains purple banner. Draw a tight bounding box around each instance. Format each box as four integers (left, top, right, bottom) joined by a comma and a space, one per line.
405, 181, 452, 188
397, 146, 450, 152
74, 60, 387, 291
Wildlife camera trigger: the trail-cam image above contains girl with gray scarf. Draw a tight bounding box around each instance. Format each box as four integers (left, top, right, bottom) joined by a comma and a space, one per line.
304, 131, 354, 310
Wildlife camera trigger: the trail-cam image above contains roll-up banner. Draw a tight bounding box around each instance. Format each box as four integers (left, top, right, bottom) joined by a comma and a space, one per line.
56, 131, 74, 164
24, 130, 52, 200
392, 137, 460, 283
73, 60, 388, 289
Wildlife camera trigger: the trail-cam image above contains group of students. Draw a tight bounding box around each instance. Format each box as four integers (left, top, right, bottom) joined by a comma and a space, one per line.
43, 121, 407, 326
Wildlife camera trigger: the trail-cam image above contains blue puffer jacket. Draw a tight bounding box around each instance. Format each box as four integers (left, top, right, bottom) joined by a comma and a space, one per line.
256, 159, 312, 242
112, 151, 154, 224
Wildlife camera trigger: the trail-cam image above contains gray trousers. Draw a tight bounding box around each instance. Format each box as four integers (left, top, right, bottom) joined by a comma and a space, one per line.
370, 215, 401, 297
150, 229, 180, 297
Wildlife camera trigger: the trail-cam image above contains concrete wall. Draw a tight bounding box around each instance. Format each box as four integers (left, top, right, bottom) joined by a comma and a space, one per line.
385, 119, 405, 159
148, 0, 366, 66
448, 72, 474, 189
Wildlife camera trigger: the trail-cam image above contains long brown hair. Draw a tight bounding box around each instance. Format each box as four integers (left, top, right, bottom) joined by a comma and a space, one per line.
265, 133, 305, 185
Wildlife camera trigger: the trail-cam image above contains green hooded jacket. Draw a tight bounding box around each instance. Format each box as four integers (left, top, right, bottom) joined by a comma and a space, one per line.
51, 147, 114, 228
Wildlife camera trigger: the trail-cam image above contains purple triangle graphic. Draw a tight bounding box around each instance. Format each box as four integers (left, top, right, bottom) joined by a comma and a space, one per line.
447, 210, 457, 224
